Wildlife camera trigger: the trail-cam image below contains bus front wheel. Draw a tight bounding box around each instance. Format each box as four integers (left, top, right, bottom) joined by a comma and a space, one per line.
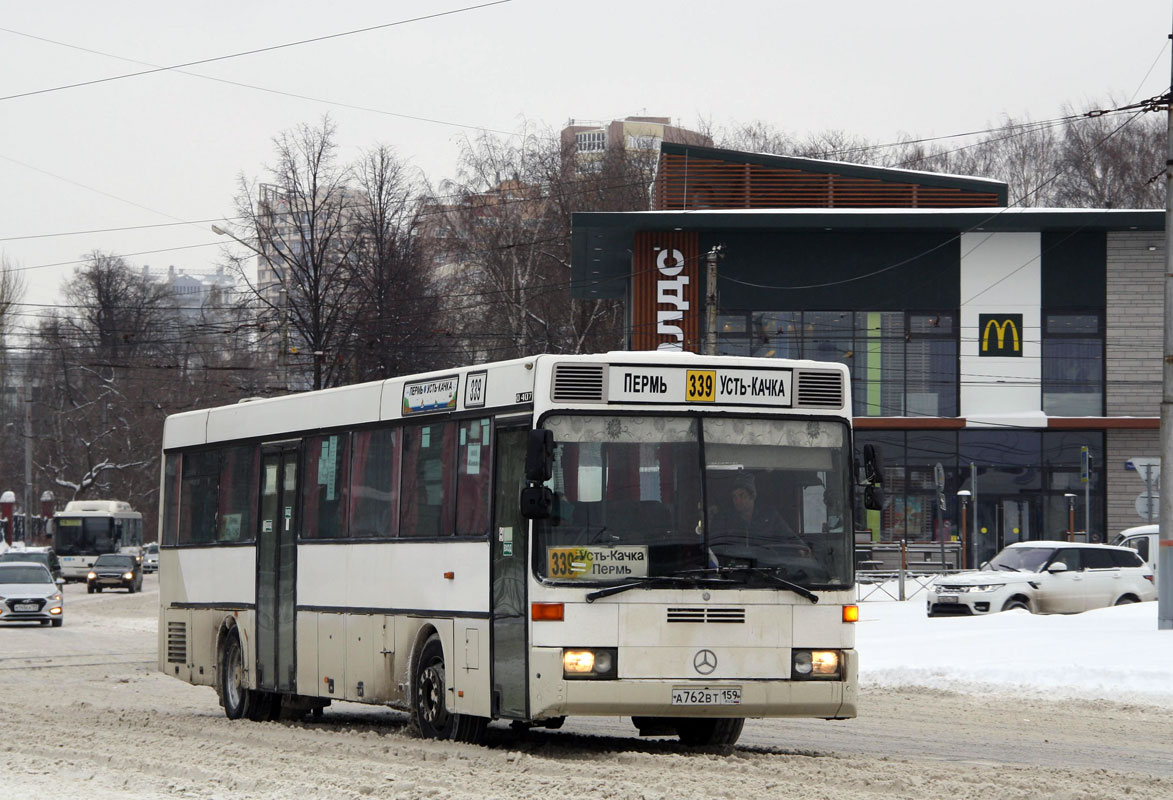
675, 717, 745, 747
411, 634, 486, 744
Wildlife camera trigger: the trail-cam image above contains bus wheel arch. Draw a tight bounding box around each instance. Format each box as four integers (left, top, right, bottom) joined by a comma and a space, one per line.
409, 629, 487, 744
216, 619, 272, 721
218, 624, 250, 719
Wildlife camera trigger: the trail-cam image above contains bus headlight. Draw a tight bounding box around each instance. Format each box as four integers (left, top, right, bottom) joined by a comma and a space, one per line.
792, 649, 841, 680
562, 648, 617, 680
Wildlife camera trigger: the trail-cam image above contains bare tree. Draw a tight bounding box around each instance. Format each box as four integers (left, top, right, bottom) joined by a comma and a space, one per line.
28, 253, 186, 535
0, 254, 28, 508
432, 126, 640, 361
344, 145, 445, 379
1054, 102, 1164, 209
222, 117, 360, 390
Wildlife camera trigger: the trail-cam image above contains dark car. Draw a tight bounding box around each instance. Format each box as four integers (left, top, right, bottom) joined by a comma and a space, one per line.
87, 553, 143, 593
0, 548, 64, 583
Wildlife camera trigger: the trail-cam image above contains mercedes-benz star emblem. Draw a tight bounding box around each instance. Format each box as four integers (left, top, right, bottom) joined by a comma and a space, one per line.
693, 649, 717, 675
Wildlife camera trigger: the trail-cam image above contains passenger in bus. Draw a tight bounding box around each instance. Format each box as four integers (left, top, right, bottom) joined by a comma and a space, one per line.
713, 471, 807, 550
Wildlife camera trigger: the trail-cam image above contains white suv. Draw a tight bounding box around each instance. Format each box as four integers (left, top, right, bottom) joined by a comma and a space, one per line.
926, 541, 1156, 617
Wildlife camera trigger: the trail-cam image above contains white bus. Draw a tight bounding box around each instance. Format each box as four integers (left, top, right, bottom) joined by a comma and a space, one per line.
158, 352, 877, 746
53, 500, 144, 581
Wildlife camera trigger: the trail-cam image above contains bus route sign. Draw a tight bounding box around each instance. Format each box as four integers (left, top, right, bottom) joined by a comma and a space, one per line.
546, 546, 649, 580
607, 366, 793, 408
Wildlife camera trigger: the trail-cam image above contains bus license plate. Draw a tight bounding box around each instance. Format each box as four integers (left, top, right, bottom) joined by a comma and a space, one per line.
671, 687, 741, 706
14, 603, 37, 612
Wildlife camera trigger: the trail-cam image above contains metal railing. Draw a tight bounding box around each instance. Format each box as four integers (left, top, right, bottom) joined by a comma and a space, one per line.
854, 538, 959, 601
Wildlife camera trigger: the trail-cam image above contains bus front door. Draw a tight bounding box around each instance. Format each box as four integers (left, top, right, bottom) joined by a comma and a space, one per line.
257, 444, 299, 694
491, 428, 528, 719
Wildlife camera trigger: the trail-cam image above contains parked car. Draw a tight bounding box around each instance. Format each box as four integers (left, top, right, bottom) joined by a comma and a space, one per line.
1113, 524, 1158, 574
926, 541, 1156, 617
0, 547, 64, 582
87, 553, 143, 593
0, 562, 65, 626
142, 542, 159, 573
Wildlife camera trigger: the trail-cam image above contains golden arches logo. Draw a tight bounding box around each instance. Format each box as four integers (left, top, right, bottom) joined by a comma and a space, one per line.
979, 314, 1022, 356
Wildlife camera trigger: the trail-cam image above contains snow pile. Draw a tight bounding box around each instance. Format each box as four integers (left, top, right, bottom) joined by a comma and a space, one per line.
857, 595, 1173, 708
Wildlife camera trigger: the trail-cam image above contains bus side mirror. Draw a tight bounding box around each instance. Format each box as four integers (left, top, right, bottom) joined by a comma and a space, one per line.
520, 486, 553, 519
861, 444, 883, 510
863, 444, 882, 483
526, 429, 555, 483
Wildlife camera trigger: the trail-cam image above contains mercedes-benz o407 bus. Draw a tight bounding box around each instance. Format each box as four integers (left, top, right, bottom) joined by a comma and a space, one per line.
157, 352, 877, 747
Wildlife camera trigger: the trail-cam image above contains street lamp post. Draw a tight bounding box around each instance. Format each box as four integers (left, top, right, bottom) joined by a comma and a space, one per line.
956, 489, 971, 570
1064, 493, 1077, 542
212, 224, 289, 391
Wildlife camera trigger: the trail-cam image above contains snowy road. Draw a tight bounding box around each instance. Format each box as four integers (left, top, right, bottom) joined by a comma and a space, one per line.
1, 577, 1170, 799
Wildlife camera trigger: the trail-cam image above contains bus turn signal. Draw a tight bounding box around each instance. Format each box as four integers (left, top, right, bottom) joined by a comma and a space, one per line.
531, 602, 564, 621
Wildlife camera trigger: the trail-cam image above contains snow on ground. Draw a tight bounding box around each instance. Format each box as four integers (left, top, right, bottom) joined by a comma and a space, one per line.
857, 584, 1173, 708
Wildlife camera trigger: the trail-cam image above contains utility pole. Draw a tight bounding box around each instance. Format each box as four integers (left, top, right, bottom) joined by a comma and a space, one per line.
704, 246, 722, 356
22, 380, 31, 542
1160, 17, 1173, 630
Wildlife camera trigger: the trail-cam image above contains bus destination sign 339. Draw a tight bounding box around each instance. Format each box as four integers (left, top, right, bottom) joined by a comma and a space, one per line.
606, 365, 792, 407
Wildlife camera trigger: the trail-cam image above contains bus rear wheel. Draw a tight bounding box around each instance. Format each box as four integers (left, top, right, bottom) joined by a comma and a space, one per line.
220, 632, 271, 721
411, 634, 486, 744
675, 717, 745, 747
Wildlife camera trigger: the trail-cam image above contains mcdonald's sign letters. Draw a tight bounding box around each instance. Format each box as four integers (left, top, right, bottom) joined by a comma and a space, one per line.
979, 314, 1023, 357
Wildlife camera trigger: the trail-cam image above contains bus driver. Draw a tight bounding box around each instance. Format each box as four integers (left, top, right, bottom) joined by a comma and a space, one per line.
713, 471, 807, 550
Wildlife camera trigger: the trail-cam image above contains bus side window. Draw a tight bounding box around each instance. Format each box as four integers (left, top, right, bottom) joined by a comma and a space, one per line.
162, 453, 181, 546
456, 418, 492, 537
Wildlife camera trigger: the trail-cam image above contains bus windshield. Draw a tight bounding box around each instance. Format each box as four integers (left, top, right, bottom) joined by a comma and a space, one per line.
53, 517, 116, 556
535, 414, 853, 588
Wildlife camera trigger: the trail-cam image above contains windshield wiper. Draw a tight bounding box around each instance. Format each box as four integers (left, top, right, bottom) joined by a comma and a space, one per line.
675, 566, 819, 603
996, 564, 1020, 572
584, 574, 737, 603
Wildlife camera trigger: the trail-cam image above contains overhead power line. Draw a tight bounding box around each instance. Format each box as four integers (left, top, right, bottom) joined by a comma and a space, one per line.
0, 1, 512, 103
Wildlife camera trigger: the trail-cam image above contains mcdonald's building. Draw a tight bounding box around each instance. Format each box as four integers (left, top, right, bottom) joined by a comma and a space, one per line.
571, 143, 1164, 565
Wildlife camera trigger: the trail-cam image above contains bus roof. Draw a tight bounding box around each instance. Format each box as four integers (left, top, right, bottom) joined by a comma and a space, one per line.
58, 500, 136, 514
163, 352, 850, 450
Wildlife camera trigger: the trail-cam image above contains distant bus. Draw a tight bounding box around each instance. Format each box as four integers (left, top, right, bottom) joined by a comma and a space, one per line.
158, 352, 876, 747
53, 500, 144, 580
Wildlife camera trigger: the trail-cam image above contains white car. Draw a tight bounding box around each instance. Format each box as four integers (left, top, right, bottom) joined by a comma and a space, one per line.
142, 542, 159, 573
0, 562, 65, 627
926, 541, 1155, 617
1113, 524, 1158, 574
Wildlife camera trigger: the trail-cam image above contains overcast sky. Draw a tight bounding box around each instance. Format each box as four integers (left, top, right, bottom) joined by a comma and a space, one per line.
1, 1, 1169, 318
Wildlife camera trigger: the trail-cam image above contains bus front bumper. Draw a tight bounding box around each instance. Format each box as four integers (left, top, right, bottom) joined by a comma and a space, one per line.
529, 648, 857, 720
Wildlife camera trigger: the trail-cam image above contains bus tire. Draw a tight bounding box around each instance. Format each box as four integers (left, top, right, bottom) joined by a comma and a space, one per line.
675, 717, 745, 747
411, 634, 487, 744
247, 691, 277, 722
220, 632, 264, 721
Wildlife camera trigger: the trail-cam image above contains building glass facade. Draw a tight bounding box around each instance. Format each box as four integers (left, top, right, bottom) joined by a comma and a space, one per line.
852, 430, 1104, 566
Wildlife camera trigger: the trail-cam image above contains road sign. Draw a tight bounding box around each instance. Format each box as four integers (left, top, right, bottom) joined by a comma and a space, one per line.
1136, 492, 1159, 521
1081, 446, 1090, 483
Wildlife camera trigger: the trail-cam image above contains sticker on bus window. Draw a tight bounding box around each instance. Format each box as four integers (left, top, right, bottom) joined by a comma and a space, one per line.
546, 546, 649, 580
